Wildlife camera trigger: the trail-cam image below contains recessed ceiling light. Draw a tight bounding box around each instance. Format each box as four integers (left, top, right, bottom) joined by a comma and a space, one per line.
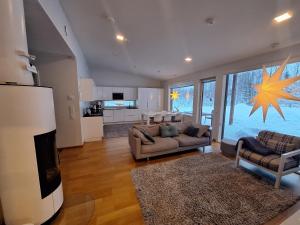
273, 12, 293, 23
185, 57, 192, 63
116, 34, 126, 42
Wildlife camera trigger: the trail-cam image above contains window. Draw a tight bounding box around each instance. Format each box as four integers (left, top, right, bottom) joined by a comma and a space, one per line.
103, 100, 136, 108
170, 85, 194, 114
200, 79, 216, 126
223, 61, 300, 140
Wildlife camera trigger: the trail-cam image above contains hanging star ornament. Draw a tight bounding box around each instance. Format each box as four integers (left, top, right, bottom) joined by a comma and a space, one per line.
170, 90, 180, 101
250, 57, 300, 122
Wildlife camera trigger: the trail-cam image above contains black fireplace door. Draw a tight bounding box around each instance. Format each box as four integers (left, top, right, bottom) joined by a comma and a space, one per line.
34, 130, 61, 199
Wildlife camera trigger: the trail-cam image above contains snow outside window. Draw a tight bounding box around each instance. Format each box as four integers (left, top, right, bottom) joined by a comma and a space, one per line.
223, 61, 300, 140
170, 85, 194, 114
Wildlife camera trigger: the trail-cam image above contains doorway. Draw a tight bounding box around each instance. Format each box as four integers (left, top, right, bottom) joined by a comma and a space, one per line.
200, 79, 216, 126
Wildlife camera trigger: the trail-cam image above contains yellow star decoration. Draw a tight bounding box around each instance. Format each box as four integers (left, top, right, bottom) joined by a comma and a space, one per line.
170, 91, 180, 101
250, 57, 300, 122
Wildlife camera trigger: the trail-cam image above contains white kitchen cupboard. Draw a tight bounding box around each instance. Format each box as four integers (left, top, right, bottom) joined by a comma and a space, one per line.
138, 88, 164, 112
113, 109, 125, 122
79, 78, 96, 101
102, 87, 113, 100
112, 87, 124, 93
124, 109, 141, 121
95, 87, 103, 100
103, 110, 114, 123
124, 87, 137, 100
81, 117, 103, 142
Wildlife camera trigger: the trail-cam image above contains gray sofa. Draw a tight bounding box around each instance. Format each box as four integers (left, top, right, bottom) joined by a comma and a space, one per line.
128, 122, 212, 160
236, 130, 300, 188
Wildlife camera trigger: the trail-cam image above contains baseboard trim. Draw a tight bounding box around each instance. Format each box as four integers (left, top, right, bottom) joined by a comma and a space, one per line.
57, 144, 84, 151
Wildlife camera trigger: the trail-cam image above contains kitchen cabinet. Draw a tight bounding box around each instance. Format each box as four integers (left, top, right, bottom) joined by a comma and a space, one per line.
102, 87, 113, 100
138, 88, 164, 112
124, 87, 137, 100
103, 109, 141, 124
81, 116, 103, 142
103, 110, 114, 123
79, 78, 96, 101
112, 87, 124, 93
95, 87, 103, 100
124, 109, 141, 121
113, 109, 125, 122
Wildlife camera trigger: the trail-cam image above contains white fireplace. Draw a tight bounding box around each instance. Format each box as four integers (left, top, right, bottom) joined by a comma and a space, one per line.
0, 85, 63, 225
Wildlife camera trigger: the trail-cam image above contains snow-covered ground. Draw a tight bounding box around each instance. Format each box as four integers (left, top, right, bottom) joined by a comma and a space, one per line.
223, 104, 300, 140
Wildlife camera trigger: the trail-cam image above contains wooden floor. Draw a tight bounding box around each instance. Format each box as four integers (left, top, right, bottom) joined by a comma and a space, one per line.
54, 137, 300, 225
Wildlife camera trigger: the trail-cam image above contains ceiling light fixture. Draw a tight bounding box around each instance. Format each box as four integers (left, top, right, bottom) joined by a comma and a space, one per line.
273, 12, 292, 23
116, 34, 126, 42
185, 57, 192, 63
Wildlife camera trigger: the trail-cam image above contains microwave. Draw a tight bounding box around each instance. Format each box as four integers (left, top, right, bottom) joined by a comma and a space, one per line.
112, 93, 124, 100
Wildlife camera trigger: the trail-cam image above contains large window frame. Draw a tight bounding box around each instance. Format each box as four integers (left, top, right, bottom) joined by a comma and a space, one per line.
199, 78, 216, 126
221, 60, 300, 140
170, 84, 194, 115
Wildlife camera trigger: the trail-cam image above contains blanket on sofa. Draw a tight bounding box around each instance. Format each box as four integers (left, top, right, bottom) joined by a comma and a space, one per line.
236, 137, 273, 156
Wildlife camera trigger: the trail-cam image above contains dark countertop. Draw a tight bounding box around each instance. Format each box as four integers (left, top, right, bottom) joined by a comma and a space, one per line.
83, 113, 103, 117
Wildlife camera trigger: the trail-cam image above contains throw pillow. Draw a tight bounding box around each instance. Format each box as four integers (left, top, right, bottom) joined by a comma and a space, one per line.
160, 125, 178, 138
140, 130, 155, 143
265, 139, 295, 155
132, 129, 154, 145
184, 126, 199, 137
194, 124, 210, 138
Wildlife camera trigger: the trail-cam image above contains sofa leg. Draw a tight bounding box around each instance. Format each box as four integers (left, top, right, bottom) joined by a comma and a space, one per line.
147, 157, 150, 161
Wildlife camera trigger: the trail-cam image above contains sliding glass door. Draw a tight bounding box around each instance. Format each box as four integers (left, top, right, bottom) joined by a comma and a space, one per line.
200, 79, 216, 126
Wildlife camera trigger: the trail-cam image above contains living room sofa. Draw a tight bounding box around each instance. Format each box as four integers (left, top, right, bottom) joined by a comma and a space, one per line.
128, 122, 212, 160
236, 130, 300, 188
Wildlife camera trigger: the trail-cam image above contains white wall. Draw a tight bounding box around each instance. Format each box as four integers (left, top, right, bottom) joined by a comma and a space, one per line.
91, 69, 162, 88
164, 43, 300, 141
38, 0, 90, 78
37, 52, 82, 148
0, 0, 33, 85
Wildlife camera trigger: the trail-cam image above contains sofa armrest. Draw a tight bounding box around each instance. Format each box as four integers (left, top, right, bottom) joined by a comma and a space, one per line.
281, 149, 300, 159
128, 128, 142, 159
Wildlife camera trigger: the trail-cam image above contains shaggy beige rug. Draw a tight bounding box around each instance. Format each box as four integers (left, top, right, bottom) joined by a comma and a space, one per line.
131, 154, 298, 225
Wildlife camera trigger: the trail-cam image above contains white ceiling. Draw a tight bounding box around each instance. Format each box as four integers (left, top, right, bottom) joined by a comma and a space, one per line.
60, 0, 300, 80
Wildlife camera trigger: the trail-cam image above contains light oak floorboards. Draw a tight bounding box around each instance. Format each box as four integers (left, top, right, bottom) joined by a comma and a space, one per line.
55, 137, 300, 225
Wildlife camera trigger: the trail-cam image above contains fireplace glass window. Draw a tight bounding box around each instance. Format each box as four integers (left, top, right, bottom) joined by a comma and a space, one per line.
34, 130, 61, 199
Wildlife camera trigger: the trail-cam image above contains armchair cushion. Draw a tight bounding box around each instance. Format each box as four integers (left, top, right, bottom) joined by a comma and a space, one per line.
238, 137, 273, 156
239, 149, 299, 171
265, 139, 295, 154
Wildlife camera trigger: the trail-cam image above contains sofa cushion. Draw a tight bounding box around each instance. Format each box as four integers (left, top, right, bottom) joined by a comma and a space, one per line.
239, 149, 299, 171
167, 121, 193, 134
141, 137, 179, 154
193, 124, 210, 137
184, 126, 199, 137
133, 124, 160, 137
173, 134, 210, 147
132, 128, 154, 145
160, 124, 178, 138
